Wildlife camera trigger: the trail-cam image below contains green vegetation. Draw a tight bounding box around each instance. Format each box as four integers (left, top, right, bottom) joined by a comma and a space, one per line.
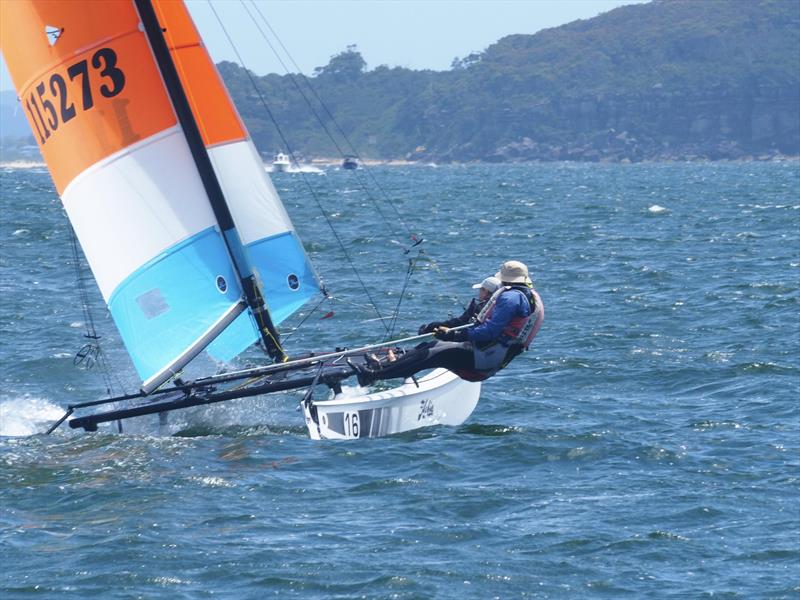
223, 0, 799, 162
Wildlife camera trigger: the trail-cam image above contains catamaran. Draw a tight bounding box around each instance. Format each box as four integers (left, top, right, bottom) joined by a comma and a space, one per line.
1, 0, 481, 439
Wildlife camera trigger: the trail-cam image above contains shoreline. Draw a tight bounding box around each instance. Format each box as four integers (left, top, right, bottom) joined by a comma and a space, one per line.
306, 155, 800, 166
2, 156, 798, 171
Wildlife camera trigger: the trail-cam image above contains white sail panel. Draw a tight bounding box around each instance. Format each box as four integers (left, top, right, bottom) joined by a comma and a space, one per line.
0, 0, 260, 389
208, 141, 298, 245
59, 127, 251, 383
154, 0, 321, 363
62, 127, 216, 299
209, 141, 321, 321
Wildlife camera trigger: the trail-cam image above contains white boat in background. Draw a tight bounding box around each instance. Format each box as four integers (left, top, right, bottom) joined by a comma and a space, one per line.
272, 152, 290, 172
303, 369, 481, 440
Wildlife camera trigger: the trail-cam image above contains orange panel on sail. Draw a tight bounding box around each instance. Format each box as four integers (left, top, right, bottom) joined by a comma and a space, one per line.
0, 0, 177, 193
152, 0, 246, 148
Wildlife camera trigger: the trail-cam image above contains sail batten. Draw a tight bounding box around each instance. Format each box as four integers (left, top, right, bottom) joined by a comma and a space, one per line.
140, 300, 247, 394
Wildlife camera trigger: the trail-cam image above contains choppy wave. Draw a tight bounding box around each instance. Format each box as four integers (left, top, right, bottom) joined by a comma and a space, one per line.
0, 396, 64, 436
265, 163, 325, 174
1, 162, 798, 598
1, 160, 47, 169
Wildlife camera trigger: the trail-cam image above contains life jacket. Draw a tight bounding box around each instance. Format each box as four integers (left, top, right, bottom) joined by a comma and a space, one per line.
475, 285, 543, 349
453, 286, 544, 382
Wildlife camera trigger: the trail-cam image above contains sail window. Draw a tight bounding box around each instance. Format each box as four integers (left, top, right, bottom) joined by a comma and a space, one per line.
216, 276, 228, 293
287, 274, 300, 290
136, 288, 169, 320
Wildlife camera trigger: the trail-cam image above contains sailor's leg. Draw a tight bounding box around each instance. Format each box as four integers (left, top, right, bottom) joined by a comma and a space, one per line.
472, 344, 509, 371
369, 341, 474, 381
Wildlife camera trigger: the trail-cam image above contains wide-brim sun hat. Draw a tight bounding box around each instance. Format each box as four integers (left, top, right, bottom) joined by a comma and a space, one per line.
472, 276, 501, 293
495, 260, 529, 284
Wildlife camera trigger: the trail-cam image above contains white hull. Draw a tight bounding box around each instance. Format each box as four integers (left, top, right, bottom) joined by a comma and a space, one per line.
302, 368, 481, 440
272, 162, 290, 172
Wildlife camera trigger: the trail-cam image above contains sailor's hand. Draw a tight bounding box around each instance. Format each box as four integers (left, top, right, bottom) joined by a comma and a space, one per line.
419, 322, 442, 335
434, 326, 468, 342
433, 326, 451, 340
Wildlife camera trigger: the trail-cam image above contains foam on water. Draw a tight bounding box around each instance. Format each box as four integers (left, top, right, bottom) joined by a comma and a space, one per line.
266, 164, 325, 174
0, 396, 64, 437
0, 160, 47, 169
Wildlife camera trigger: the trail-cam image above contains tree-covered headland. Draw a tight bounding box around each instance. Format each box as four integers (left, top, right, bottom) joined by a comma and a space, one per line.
221, 0, 799, 162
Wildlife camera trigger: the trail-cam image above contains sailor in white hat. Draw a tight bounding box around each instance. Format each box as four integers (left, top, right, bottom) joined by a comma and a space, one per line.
417, 275, 500, 335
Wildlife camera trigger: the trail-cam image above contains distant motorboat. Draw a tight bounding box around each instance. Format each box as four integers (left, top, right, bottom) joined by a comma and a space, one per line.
342, 156, 358, 170
272, 152, 290, 172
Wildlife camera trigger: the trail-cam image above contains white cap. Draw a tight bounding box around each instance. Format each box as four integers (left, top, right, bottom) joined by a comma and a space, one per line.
472, 276, 501, 293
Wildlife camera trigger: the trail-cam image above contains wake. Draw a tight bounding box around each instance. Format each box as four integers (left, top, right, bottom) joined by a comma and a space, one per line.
0, 396, 64, 436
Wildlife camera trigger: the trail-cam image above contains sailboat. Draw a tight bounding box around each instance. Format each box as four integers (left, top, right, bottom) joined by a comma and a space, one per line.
1, 0, 481, 439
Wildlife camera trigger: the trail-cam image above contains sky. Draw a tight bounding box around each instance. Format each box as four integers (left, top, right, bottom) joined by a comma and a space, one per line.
1, 0, 645, 93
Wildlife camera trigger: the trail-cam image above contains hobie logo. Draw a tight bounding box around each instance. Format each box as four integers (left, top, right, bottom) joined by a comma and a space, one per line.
45, 26, 63, 46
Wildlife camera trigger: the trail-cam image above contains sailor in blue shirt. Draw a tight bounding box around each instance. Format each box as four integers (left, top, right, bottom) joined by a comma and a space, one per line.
465, 283, 532, 348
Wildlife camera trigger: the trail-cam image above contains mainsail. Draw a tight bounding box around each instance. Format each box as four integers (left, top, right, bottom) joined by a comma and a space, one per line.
1, 0, 320, 392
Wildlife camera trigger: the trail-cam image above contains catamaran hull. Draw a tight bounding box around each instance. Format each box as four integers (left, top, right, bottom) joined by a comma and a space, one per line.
302, 368, 481, 440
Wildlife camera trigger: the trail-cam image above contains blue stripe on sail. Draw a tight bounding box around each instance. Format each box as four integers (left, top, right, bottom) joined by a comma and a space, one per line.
205, 231, 318, 364
246, 231, 320, 325
108, 227, 245, 382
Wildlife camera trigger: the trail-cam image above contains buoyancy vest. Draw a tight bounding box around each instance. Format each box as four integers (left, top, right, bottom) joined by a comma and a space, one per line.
476, 285, 542, 349
453, 286, 544, 382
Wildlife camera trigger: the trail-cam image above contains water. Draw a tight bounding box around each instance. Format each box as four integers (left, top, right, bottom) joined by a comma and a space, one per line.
1, 161, 798, 598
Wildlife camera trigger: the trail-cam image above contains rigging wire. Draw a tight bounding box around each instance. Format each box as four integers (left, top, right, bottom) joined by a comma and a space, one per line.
243, 0, 431, 336
246, 0, 421, 245
239, 1, 403, 242
67, 225, 127, 397
386, 257, 418, 341
279, 293, 330, 343
206, 1, 391, 335
247, 0, 422, 246
234, 0, 428, 336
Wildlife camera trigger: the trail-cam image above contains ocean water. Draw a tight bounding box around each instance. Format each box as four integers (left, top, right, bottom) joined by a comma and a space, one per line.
1, 161, 798, 598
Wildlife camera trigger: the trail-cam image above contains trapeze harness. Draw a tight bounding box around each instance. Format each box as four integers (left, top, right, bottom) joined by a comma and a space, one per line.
454, 285, 544, 382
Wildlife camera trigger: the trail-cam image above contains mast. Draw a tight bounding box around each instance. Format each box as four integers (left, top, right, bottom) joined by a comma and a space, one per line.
134, 0, 287, 363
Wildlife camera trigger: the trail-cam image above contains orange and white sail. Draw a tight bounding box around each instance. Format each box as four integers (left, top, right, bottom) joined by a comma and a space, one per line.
1, 0, 320, 391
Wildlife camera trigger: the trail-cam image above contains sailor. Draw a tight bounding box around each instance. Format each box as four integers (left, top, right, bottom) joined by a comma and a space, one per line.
417, 275, 501, 335
353, 261, 543, 385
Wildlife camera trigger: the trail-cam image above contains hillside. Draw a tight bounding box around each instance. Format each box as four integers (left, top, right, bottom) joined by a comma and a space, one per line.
222, 0, 800, 162
2, 0, 798, 163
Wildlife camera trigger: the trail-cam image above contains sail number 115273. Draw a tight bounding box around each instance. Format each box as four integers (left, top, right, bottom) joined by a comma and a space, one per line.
25, 47, 126, 145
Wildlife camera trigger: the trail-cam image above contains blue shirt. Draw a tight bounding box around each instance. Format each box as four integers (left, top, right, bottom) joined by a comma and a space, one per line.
467, 288, 531, 345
